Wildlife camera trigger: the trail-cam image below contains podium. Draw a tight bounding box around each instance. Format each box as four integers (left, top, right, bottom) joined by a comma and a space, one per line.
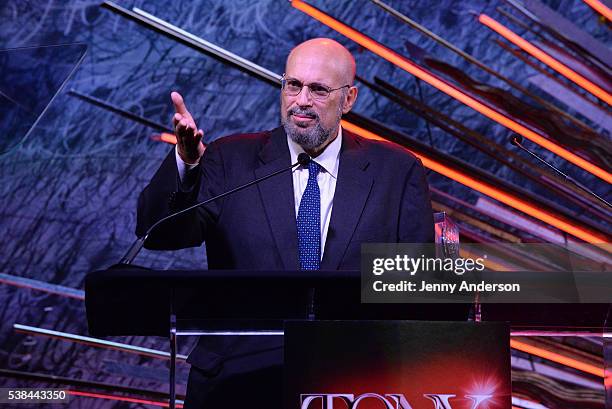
85, 265, 476, 407
86, 265, 610, 408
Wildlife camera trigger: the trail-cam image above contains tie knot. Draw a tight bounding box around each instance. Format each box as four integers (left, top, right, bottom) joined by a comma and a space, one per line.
308, 161, 321, 178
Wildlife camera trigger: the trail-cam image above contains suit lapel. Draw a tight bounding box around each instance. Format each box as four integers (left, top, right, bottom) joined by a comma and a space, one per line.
255, 127, 300, 270
321, 130, 373, 270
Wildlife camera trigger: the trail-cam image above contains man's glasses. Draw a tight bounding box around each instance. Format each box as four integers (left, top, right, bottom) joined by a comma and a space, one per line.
281, 74, 350, 101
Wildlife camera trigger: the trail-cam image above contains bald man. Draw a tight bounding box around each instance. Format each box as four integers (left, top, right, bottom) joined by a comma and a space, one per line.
137, 38, 434, 408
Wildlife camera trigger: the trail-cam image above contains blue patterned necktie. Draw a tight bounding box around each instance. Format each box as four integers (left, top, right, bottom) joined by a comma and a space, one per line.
297, 161, 321, 270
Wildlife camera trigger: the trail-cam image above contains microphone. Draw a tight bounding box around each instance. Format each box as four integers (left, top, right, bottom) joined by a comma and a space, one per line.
509, 135, 611, 209
120, 152, 312, 265
297, 152, 312, 166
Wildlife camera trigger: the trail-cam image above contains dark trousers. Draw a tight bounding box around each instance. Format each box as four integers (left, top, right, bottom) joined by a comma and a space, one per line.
183, 363, 282, 409
183, 335, 283, 409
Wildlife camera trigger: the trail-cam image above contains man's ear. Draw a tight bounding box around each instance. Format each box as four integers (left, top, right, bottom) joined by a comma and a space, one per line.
342, 86, 358, 114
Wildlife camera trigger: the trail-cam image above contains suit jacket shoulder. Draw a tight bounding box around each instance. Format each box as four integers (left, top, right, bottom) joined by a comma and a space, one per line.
345, 130, 420, 161
207, 129, 274, 160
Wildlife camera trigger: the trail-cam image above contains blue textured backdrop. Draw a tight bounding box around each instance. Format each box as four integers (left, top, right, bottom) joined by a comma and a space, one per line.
0, 0, 609, 406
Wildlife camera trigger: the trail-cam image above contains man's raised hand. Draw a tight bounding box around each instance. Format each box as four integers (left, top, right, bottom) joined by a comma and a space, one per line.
171, 91, 205, 164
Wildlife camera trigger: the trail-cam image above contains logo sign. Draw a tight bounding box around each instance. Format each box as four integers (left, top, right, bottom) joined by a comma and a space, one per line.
285, 322, 511, 409
300, 393, 493, 409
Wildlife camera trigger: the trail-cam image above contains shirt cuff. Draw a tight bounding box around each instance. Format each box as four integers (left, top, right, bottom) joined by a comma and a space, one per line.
175, 146, 200, 182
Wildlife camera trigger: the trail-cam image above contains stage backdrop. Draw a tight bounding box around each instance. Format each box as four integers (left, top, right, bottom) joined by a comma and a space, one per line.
0, 0, 609, 407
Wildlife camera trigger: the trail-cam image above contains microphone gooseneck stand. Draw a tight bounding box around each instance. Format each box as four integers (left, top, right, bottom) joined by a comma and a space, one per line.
117, 152, 311, 409
120, 152, 312, 265
510, 135, 611, 210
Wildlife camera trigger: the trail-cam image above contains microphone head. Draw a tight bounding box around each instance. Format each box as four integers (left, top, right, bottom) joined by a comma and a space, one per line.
510, 134, 524, 146
297, 152, 311, 166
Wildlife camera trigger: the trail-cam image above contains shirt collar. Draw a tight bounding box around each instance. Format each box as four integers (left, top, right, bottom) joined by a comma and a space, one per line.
287, 126, 342, 179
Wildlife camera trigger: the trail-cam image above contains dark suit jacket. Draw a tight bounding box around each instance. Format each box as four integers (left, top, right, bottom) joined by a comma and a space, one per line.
136, 126, 434, 374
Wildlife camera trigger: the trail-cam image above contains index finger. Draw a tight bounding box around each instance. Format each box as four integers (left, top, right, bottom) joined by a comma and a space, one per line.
171, 91, 190, 115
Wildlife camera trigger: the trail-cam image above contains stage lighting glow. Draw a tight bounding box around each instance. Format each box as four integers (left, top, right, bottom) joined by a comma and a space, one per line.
479, 14, 612, 106
510, 339, 604, 377
290, 0, 612, 184
342, 121, 608, 244
68, 390, 182, 408
583, 0, 612, 20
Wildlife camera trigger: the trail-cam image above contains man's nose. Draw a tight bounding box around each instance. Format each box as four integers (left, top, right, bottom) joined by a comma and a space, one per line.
295, 85, 314, 106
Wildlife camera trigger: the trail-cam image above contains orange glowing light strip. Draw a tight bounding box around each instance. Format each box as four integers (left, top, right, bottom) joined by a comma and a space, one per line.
159, 132, 178, 144
68, 390, 182, 408
342, 121, 607, 244
583, 0, 612, 20
291, 0, 612, 184
510, 339, 604, 377
480, 14, 612, 105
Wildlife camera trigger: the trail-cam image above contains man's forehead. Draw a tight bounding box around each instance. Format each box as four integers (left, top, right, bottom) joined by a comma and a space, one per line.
285, 52, 345, 84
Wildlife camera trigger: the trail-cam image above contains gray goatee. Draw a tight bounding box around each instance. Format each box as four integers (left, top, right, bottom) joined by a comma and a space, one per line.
282, 98, 344, 151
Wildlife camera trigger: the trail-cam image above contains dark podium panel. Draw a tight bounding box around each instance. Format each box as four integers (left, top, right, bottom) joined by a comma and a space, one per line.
85, 265, 475, 336
85, 265, 610, 337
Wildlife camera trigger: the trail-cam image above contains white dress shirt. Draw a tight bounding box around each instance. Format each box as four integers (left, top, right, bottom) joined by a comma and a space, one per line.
176, 127, 342, 260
